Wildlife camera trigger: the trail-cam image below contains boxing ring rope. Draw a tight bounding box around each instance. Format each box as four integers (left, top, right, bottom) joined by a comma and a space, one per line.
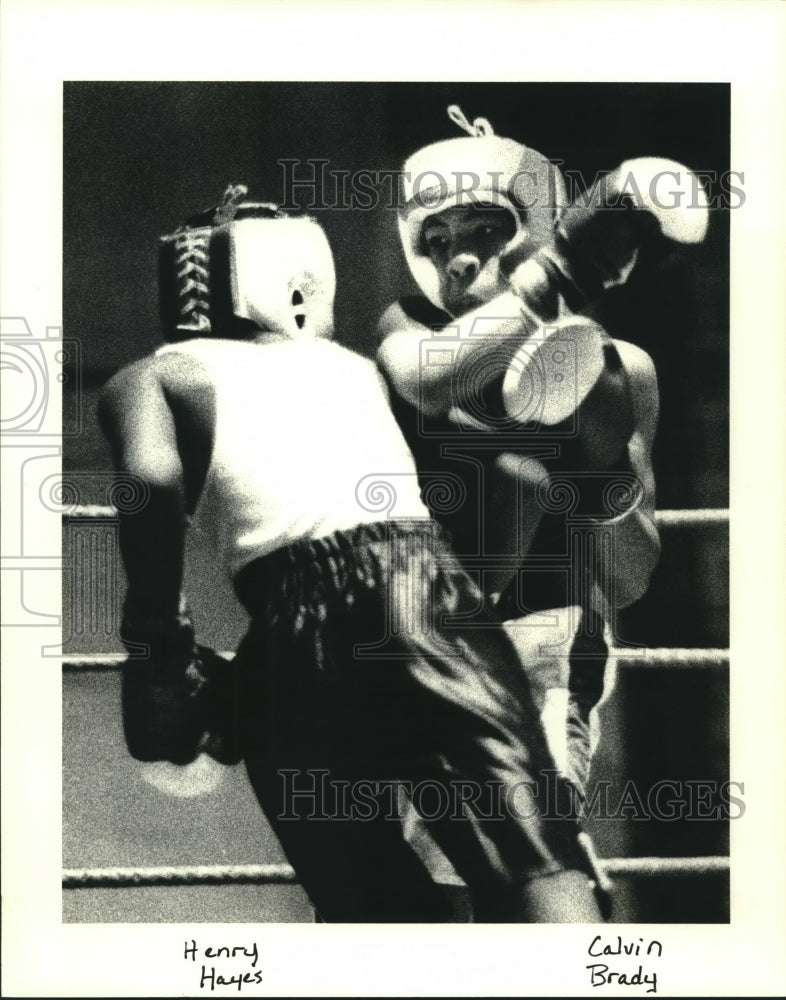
63, 506, 729, 528
62, 504, 729, 901
60, 503, 730, 675
63, 855, 729, 890
653, 508, 728, 528
61, 648, 729, 672
64, 864, 299, 889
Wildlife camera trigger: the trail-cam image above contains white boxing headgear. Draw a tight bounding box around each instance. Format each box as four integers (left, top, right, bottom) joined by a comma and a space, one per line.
399, 106, 568, 311
160, 185, 336, 342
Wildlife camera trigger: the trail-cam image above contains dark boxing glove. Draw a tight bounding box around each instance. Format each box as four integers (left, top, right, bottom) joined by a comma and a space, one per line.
120, 601, 242, 766
504, 157, 710, 314
197, 646, 243, 767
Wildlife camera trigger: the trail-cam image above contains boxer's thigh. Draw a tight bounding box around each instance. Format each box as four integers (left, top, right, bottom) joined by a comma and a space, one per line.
235, 618, 454, 923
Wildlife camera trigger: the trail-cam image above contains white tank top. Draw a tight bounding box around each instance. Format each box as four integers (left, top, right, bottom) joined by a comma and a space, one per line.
156, 337, 430, 578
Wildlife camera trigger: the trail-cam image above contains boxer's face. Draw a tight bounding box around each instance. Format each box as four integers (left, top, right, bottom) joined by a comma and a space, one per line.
421, 205, 514, 316
422, 202, 552, 316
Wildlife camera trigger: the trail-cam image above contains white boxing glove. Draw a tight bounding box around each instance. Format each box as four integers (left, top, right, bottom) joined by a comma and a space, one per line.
500, 316, 607, 427
607, 157, 709, 245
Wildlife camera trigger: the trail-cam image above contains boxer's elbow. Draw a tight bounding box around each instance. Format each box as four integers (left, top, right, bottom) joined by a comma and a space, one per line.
614, 563, 656, 609
612, 513, 661, 608
129, 455, 185, 496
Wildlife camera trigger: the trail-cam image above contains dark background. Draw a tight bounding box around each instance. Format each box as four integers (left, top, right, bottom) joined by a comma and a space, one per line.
62, 82, 729, 923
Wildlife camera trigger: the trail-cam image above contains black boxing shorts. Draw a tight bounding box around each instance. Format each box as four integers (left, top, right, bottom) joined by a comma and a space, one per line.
232, 519, 589, 922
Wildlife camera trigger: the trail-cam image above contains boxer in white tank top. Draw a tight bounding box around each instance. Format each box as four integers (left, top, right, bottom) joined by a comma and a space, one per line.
154, 334, 429, 579
99, 187, 604, 924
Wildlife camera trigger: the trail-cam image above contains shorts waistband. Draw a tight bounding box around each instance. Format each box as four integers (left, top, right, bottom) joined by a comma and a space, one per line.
233, 518, 448, 617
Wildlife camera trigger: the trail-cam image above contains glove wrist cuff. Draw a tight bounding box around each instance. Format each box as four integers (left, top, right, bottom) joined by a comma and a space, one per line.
549, 236, 606, 306
121, 593, 195, 661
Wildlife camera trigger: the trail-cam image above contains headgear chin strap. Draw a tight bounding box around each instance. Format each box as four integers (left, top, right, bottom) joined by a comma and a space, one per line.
159, 184, 336, 342
398, 106, 567, 312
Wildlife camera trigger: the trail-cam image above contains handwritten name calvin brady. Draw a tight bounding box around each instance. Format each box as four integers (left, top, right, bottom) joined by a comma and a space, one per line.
587, 935, 663, 994
184, 939, 262, 991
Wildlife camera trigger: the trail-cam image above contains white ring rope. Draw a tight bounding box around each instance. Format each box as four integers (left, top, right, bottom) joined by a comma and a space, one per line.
654, 508, 728, 528
63, 864, 299, 889
62, 855, 729, 889
602, 856, 729, 877
60, 506, 729, 529
61, 504, 729, 901
611, 647, 729, 668
61, 648, 730, 671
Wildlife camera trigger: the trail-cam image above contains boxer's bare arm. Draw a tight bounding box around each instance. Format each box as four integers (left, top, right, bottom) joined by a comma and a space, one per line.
98, 356, 188, 619
376, 296, 537, 418
378, 300, 661, 606
593, 340, 660, 610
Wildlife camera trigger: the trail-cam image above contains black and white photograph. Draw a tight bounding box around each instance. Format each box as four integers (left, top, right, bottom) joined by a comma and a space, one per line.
60, 78, 732, 927
2, 2, 785, 997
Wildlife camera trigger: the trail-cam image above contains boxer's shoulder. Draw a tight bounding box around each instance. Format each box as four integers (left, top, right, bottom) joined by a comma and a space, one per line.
98, 343, 219, 441
613, 339, 656, 384
98, 352, 161, 414
612, 339, 659, 437
152, 339, 224, 399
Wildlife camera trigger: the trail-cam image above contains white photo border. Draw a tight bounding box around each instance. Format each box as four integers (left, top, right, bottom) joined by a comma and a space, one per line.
2, 1, 785, 996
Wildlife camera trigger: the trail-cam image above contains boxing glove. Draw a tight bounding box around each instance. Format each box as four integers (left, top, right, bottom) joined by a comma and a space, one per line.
504, 157, 710, 313
120, 602, 242, 766
197, 646, 243, 767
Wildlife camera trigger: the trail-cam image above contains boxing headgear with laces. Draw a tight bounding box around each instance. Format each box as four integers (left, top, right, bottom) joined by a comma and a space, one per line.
398, 106, 568, 311
159, 185, 336, 342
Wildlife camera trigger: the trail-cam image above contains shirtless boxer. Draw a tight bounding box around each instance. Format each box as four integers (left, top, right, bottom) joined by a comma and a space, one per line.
376, 106, 708, 893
